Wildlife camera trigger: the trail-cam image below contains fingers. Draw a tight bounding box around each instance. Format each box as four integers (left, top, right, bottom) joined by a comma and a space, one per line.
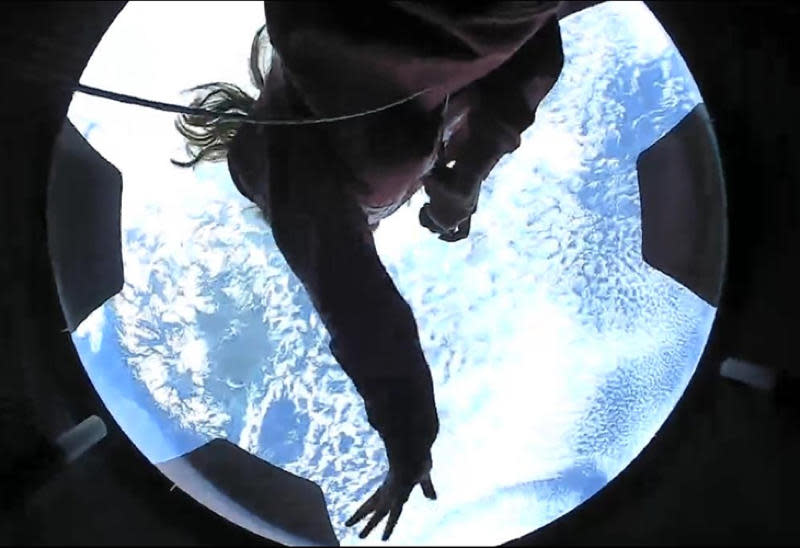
419, 204, 438, 233
438, 217, 470, 242
420, 203, 463, 237
345, 488, 381, 527
382, 502, 404, 541
359, 505, 390, 539
420, 477, 437, 500
347, 471, 439, 540
438, 230, 466, 242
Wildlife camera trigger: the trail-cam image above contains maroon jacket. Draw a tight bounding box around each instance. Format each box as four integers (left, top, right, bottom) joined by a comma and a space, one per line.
227, 2, 565, 476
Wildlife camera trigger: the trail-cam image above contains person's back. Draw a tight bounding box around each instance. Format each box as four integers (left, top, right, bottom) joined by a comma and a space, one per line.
261, 2, 564, 223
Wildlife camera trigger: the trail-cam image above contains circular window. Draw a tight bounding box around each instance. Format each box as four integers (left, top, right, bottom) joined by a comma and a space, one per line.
65, 1, 720, 545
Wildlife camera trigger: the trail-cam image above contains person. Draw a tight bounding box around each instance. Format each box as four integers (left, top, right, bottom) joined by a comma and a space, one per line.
173, 2, 565, 540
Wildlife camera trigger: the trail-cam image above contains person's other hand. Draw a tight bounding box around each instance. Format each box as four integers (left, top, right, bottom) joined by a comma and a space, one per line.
345, 459, 437, 541
419, 163, 479, 242
419, 203, 471, 242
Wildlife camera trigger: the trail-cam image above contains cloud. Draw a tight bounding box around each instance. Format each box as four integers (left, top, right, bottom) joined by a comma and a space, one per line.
74, 304, 106, 353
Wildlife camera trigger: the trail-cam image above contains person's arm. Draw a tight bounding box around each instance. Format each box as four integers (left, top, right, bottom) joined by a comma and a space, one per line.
454, 14, 564, 180
227, 50, 438, 538
266, 124, 439, 483
422, 15, 565, 238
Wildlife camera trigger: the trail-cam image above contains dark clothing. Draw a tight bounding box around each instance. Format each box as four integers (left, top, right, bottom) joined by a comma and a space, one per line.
227, 2, 565, 473
265, 1, 564, 213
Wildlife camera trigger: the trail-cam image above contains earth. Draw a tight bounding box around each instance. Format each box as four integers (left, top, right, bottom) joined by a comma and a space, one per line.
67, 1, 716, 545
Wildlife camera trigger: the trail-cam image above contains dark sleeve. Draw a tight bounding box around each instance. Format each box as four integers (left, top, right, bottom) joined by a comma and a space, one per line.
446, 14, 565, 181
266, 126, 439, 474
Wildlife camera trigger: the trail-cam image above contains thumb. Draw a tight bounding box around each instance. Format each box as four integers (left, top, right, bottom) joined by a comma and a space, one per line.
420, 474, 437, 500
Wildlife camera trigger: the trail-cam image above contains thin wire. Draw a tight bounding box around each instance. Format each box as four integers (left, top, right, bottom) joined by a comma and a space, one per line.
0, 55, 435, 126
74, 82, 433, 126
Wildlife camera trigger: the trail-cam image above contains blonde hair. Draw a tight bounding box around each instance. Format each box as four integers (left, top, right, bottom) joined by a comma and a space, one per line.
171, 25, 270, 168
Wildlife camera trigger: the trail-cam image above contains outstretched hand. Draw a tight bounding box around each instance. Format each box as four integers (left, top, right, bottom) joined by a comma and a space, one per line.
345, 464, 437, 541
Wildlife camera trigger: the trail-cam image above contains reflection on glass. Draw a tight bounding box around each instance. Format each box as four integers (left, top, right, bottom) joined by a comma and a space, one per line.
68, 1, 715, 545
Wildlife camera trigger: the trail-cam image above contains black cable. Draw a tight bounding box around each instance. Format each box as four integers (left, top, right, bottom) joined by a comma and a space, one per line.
74, 82, 433, 126
2, 56, 434, 126
74, 83, 240, 119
